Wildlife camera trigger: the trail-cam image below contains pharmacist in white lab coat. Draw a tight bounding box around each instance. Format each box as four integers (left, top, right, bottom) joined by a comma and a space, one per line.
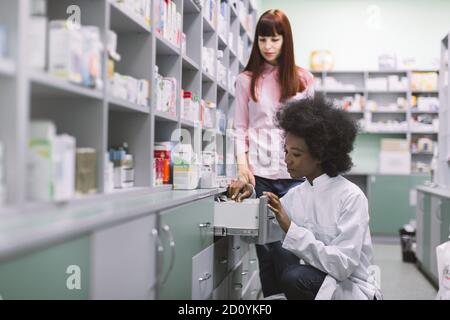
231, 94, 383, 300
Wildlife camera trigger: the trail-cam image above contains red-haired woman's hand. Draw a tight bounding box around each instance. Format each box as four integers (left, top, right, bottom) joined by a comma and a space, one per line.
237, 165, 255, 186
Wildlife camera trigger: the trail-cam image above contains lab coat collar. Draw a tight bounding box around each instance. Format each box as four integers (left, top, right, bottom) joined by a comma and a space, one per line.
307, 173, 332, 188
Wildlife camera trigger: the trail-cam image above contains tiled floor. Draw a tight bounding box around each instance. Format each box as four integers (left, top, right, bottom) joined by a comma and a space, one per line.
372, 238, 437, 300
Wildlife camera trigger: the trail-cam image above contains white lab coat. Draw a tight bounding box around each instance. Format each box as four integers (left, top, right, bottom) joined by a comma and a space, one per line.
280, 174, 383, 300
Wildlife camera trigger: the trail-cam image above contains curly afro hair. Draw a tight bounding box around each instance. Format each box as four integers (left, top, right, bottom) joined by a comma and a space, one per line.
276, 93, 358, 177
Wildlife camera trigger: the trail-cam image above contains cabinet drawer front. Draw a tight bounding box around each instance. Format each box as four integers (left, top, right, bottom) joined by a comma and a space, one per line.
228, 264, 243, 300
213, 237, 230, 288
242, 271, 261, 300
212, 275, 229, 300
228, 236, 242, 270
192, 244, 214, 300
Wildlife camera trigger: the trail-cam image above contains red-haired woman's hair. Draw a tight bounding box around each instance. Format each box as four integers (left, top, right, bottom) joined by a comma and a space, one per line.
244, 9, 306, 102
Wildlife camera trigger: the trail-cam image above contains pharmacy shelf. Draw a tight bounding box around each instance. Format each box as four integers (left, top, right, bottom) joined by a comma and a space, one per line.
181, 118, 200, 128
203, 16, 216, 33
369, 110, 407, 114
154, 110, 178, 123
411, 131, 439, 134
218, 33, 227, 47
367, 90, 408, 94
412, 151, 434, 155
0, 0, 257, 209
202, 70, 216, 83
412, 90, 439, 94
322, 90, 365, 94
108, 96, 150, 114
411, 110, 439, 114
109, 0, 152, 34
184, 0, 201, 14
0, 58, 16, 77
29, 72, 103, 100
152, 184, 174, 192
182, 54, 200, 71
361, 131, 408, 134
155, 33, 180, 55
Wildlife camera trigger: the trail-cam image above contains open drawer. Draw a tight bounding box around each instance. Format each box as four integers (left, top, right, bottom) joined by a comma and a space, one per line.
213, 196, 284, 245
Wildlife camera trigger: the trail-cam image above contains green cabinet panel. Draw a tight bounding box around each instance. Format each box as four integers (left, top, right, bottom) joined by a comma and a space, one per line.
421, 194, 431, 271
441, 199, 450, 243
158, 196, 214, 299
0, 236, 90, 299
369, 175, 430, 235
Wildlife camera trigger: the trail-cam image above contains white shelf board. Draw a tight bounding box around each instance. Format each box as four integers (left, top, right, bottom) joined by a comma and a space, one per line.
181, 118, 200, 128
30, 71, 103, 100
411, 110, 439, 114
412, 152, 434, 155
411, 130, 439, 134
152, 184, 173, 192
412, 90, 438, 94
184, 0, 201, 14
218, 33, 227, 47
182, 54, 200, 71
0, 58, 16, 77
203, 16, 216, 33
229, 48, 237, 59
154, 110, 178, 122
367, 70, 408, 74
202, 70, 216, 83
229, 3, 238, 17
108, 96, 150, 114
217, 82, 227, 92
369, 110, 407, 114
325, 89, 365, 94
155, 33, 180, 55
107, 187, 152, 197
367, 90, 408, 94
361, 130, 408, 134
109, 0, 151, 34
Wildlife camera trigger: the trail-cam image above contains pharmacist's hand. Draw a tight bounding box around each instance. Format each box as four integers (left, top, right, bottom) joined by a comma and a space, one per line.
227, 180, 254, 202
237, 166, 256, 186
264, 192, 291, 233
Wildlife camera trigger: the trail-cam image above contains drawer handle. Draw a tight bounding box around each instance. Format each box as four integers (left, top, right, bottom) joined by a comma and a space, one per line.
233, 283, 243, 290
232, 246, 241, 251
199, 222, 211, 228
241, 271, 249, 276
219, 258, 228, 264
199, 273, 212, 282
249, 259, 257, 264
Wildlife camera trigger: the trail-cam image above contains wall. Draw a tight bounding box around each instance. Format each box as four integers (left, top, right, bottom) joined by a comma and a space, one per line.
257, 0, 450, 70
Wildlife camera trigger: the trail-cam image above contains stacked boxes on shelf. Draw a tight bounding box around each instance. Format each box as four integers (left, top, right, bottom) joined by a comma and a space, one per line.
29, 0, 47, 70
155, 66, 177, 116
107, 31, 150, 107
182, 91, 201, 123
112, 0, 152, 26
154, 0, 182, 47
379, 139, 411, 174
109, 143, 135, 190
202, 100, 217, 128
217, 49, 227, 87
202, 46, 215, 78
48, 20, 103, 89
203, 0, 218, 28
154, 142, 172, 186
27, 121, 78, 202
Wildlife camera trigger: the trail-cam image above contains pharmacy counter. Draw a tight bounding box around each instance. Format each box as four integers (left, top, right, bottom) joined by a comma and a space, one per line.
0, 188, 225, 262
416, 185, 450, 199
415, 186, 450, 287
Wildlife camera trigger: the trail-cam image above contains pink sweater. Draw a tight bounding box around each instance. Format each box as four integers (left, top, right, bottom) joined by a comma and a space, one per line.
234, 63, 314, 180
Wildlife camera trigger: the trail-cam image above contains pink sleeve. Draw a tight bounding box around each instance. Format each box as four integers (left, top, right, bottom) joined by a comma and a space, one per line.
299, 68, 315, 97
234, 74, 250, 155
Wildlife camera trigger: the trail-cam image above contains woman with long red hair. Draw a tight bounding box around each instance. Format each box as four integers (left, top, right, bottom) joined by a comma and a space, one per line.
228, 9, 314, 299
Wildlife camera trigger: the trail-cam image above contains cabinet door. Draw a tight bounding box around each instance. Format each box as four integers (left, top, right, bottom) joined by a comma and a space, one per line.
416, 191, 425, 264
441, 199, 450, 244
421, 194, 432, 272
368, 175, 410, 235
90, 214, 157, 300
430, 197, 442, 281
0, 236, 90, 299
192, 244, 214, 300
158, 196, 214, 299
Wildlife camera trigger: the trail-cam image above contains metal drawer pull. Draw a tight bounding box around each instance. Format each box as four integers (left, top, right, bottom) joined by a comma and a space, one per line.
241, 270, 249, 276
219, 258, 228, 264
233, 283, 243, 290
232, 246, 240, 250
199, 273, 212, 282
249, 259, 257, 264
199, 222, 211, 228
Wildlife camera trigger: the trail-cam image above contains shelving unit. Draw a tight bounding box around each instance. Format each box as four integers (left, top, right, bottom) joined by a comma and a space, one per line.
437, 33, 450, 188
0, 0, 257, 210
312, 69, 439, 175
